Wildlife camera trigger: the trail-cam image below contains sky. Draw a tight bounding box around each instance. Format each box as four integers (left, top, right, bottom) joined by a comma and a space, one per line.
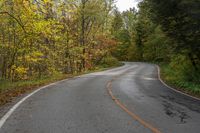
115, 0, 142, 12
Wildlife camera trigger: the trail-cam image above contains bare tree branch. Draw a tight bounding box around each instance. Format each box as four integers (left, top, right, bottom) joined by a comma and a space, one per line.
0, 11, 26, 33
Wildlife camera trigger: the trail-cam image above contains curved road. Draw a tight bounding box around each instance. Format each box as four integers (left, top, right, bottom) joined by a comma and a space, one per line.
0, 62, 200, 133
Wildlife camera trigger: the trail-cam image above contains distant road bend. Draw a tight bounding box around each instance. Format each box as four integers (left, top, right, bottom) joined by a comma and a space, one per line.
0, 62, 200, 133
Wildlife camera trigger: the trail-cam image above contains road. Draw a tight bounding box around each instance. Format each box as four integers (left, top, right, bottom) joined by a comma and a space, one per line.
0, 62, 200, 133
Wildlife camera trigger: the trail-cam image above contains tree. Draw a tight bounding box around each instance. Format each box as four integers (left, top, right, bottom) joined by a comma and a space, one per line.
146, 0, 200, 71
0, 0, 117, 81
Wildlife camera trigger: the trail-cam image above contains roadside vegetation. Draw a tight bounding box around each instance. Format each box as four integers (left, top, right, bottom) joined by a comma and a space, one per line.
111, 0, 200, 96
0, 0, 121, 105
0, 73, 68, 105
0, 60, 122, 106
160, 64, 200, 97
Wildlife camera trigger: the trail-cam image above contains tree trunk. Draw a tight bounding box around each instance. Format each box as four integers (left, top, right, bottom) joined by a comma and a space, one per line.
188, 53, 198, 71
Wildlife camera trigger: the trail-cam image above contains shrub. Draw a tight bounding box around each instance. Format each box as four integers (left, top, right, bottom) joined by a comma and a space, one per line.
169, 54, 199, 83
100, 56, 120, 67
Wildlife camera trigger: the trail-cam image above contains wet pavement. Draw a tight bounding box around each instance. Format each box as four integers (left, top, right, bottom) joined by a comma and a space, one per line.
0, 62, 200, 133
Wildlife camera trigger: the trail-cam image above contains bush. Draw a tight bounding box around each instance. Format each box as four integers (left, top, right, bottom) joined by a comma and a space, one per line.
161, 59, 200, 94
169, 54, 199, 83
12, 66, 28, 81
100, 56, 120, 67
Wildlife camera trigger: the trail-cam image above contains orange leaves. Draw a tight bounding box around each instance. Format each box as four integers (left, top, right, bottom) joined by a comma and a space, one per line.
95, 35, 117, 51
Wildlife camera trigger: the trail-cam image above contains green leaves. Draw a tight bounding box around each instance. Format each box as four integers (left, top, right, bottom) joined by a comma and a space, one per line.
0, 0, 118, 80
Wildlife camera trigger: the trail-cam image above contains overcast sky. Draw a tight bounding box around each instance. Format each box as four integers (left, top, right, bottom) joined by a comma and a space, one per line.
115, 0, 142, 12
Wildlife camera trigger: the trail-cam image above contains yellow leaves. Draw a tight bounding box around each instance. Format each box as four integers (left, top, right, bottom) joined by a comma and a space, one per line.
32, 20, 60, 38
11, 65, 28, 80
43, 0, 49, 3
24, 51, 44, 63
0, 0, 118, 79
15, 67, 27, 76
33, 51, 44, 57
43, 0, 54, 4
34, 21, 49, 33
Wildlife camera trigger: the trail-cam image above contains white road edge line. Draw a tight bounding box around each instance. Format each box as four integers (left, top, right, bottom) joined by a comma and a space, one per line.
0, 64, 126, 129
156, 65, 200, 101
3, 64, 198, 130
0, 78, 69, 129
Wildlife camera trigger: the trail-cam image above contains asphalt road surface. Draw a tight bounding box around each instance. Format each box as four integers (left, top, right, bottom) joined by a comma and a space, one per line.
0, 62, 200, 133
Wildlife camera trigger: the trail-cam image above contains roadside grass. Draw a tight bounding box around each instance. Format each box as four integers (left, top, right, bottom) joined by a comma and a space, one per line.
0, 63, 123, 106
0, 73, 69, 92
160, 64, 200, 97
0, 73, 70, 105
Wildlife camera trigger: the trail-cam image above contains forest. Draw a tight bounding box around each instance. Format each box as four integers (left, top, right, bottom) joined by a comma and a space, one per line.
111, 0, 200, 95
0, 0, 199, 102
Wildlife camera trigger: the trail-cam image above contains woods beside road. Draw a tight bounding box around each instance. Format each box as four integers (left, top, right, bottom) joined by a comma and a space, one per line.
0, 0, 199, 104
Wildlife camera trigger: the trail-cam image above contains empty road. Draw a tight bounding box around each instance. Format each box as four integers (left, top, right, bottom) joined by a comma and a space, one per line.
0, 62, 200, 133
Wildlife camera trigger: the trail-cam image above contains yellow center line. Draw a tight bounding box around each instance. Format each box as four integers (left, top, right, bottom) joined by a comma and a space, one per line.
106, 76, 162, 133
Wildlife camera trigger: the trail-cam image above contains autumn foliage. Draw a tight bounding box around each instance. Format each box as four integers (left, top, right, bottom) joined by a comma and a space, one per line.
0, 0, 118, 81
